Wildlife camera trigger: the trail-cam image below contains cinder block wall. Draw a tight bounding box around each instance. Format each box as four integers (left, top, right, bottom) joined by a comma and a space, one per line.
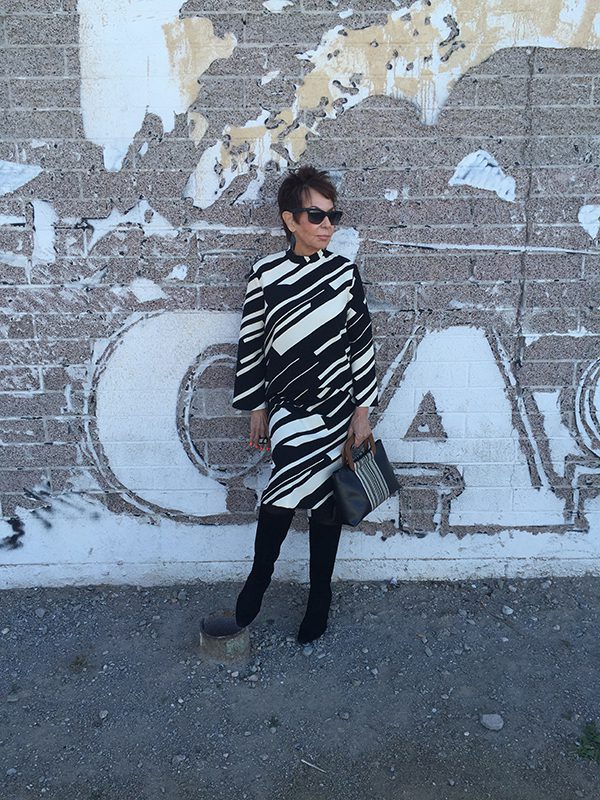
1, 0, 600, 587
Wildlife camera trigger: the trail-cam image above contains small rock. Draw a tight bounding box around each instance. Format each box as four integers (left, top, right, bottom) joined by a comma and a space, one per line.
6, 768, 17, 777
6, 693, 19, 703
177, 590, 187, 601
541, 579, 552, 589
172, 754, 186, 765
339, 712, 350, 720
424, 647, 433, 657
231, 671, 239, 678
35, 608, 46, 619
247, 674, 259, 682
480, 713, 504, 731
448, 779, 456, 786
303, 646, 313, 657
269, 727, 277, 733
553, 624, 561, 631
1, 628, 10, 635
99, 710, 108, 720
501, 606, 514, 616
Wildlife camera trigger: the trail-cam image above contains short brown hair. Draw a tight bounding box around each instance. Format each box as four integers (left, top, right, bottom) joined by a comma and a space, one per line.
278, 166, 337, 241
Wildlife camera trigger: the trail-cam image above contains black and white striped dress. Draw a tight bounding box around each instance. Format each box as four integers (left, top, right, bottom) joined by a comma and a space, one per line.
232, 247, 378, 510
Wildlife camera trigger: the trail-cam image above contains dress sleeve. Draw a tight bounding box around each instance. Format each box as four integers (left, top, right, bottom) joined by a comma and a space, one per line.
232, 268, 267, 411
347, 264, 379, 407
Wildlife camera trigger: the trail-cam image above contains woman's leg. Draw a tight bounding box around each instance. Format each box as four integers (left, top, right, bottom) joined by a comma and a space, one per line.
297, 497, 342, 644
235, 503, 295, 627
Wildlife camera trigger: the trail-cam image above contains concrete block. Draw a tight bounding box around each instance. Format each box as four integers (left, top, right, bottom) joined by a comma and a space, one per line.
242, 11, 340, 45
0, 339, 90, 368
525, 279, 600, 311
475, 76, 529, 108
522, 136, 591, 167
534, 48, 600, 75
3, 109, 75, 139
200, 284, 245, 310
0, 366, 41, 392
10, 77, 81, 109
2, 443, 79, 469
530, 166, 600, 197
0, 46, 65, 77
523, 252, 582, 280
18, 169, 80, 200
532, 107, 600, 136
437, 107, 527, 137
520, 309, 579, 335
64, 46, 80, 77
0, 467, 48, 492
417, 281, 520, 312
528, 223, 590, 251
583, 255, 600, 279
0, 314, 34, 339
0, 419, 44, 444
45, 417, 85, 443
518, 361, 575, 389
6, 15, 79, 45
530, 76, 593, 106
473, 253, 520, 281
363, 254, 471, 283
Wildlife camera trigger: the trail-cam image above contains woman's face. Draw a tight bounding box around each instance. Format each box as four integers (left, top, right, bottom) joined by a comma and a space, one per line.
283, 188, 337, 256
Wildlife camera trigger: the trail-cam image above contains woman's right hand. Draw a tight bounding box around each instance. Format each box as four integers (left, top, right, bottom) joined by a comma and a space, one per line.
249, 409, 270, 451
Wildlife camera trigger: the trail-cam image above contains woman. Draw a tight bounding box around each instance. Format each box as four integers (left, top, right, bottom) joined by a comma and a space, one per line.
232, 165, 378, 644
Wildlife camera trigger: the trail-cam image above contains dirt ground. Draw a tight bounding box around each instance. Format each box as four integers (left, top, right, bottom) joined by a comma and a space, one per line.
1, 576, 599, 800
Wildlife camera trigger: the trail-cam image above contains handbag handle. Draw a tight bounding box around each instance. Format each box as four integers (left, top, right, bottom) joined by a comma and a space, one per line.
343, 434, 376, 471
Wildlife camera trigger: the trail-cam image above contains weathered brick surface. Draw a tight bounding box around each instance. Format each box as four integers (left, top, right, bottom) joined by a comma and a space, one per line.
0, 5, 598, 546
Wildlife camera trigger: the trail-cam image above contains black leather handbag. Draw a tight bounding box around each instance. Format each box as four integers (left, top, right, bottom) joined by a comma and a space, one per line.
332, 435, 400, 526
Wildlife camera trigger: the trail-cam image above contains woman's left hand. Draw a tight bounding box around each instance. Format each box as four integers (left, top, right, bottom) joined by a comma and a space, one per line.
347, 407, 371, 447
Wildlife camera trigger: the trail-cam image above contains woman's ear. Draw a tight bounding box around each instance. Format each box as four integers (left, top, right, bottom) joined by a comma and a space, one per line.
281, 210, 295, 232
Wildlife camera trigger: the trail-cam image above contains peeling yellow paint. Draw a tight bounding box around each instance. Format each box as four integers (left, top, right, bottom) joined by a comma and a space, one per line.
187, 111, 209, 144
188, 0, 600, 208
163, 18, 236, 113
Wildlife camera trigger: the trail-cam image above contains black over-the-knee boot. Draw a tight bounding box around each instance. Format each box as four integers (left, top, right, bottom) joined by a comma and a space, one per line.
297, 501, 342, 644
235, 503, 295, 628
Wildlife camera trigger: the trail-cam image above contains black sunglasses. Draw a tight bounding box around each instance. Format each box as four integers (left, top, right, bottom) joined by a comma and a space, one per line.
290, 207, 343, 225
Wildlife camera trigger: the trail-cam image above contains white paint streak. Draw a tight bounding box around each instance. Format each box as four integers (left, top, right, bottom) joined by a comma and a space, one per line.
339, 8, 354, 18
32, 200, 58, 265
128, 278, 168, 303
384, 189, 399, 201
262, 0, 294, 11
0, 160, 42, 196
260, 69, 281, 85
0, 251, 28, 268
138, 142, 149, 157
533, 389, 581, 476
0, 215, 26, 226
78, 0, 235, 170
87, 199, 178, 252
578, 204, 600, 238
449, 150, 516, 202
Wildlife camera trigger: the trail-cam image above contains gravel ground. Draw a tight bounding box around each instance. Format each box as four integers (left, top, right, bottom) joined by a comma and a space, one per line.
1, 576, 599, 800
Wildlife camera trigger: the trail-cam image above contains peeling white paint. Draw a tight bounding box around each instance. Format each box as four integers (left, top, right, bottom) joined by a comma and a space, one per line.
128, 278, 168, 303
30, 140, 49, 149
0, 251, 28, 269
578, 204, 600, 238
87, 199, 178, 252
262, 0, 294, 11
260, 69, 281, 85
533, 389, 582, 476
0, 160, 42, 196
138, 142, 149, 157
384, 189, 399, 202
32, 200, 58, 265
78, 0, 235, 170
339, 8, 354, 18
167, 264, 188, 280
449, 150, 516, 202
330, 227, 360, 262
0, 215, 26, 226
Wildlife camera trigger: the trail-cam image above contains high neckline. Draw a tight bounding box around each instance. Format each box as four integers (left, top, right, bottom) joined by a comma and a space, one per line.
286, 247, 324, 265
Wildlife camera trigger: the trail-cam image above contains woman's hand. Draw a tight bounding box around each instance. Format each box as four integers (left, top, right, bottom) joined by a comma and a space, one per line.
347, 406, 371, 448
249, 409, 270, 451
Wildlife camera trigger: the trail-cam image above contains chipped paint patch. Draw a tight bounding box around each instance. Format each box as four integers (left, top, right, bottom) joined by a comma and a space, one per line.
128, 278, 168, 303
260, 69, 281, 85
32, 200, 58, 265
87, 199, 178, 252
330, 227, 361, 262
167, 264, 188, 280
449, 150, 516, 201
384, 189, 399, 201
263, 0, 294, 12
0, 161, 42, 196
187, 1, 600, 208
78, 0, 235, 170
578, 204, 600, 238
